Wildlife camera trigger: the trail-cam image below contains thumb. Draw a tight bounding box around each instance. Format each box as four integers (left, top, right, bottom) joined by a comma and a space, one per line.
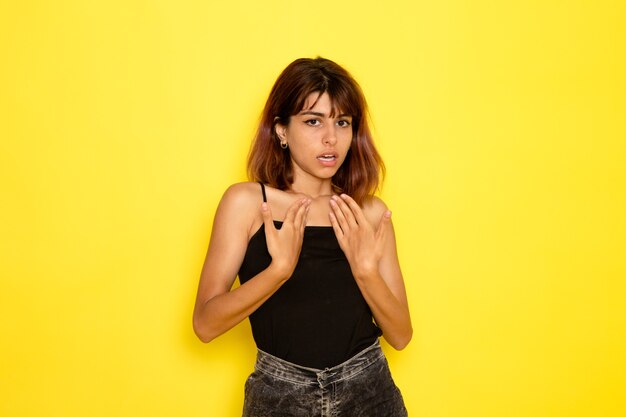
261, 202, 276, 234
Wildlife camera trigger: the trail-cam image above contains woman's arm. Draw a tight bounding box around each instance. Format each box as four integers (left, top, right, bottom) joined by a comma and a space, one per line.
328, 194, 413, 350
192, 183, 309, 343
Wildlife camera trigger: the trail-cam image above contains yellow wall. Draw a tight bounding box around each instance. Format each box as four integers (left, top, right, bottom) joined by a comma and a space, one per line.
1, 1, 625, 416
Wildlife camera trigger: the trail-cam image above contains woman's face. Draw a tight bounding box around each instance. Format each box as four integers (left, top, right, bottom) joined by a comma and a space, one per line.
275, 92, 353, 183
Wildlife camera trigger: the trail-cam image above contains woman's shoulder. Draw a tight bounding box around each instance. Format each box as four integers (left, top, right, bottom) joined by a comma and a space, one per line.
216, 182, 264, 217
220, 181, 264, 204
214, 182, 265, 235
361, 195, 390, 226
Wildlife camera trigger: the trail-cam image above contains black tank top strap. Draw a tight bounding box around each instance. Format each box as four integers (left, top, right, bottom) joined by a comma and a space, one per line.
258, 182, 267, 203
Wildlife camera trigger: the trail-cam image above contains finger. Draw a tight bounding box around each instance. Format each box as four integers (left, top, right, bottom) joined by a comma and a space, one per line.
294, 199, 310, 229
339, 194, 368, 226
329, 196, 350, 231
329, 211, 344, 240
301, 205, 310, 233
261, 202, 277, 236
284, 198, 305, 223
331, 195, 357, 229
375, 210, 392, 242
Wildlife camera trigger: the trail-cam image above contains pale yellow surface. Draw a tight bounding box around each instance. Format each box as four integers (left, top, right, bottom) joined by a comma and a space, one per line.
1, 1, 625, 416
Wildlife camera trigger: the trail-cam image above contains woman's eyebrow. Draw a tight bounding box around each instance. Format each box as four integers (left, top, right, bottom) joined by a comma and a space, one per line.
299, 110, 351, 118
299, 110, 325, 117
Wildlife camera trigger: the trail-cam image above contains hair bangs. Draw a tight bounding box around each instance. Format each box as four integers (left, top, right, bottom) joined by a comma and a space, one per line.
292, 81, 362, 121
326, 81, 362, 120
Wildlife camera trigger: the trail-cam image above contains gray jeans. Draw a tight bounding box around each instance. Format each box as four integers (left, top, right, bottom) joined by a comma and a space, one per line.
242, 340, 408, 416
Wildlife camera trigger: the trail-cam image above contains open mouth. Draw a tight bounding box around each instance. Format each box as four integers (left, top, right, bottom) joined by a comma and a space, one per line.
317, 154, 337, 162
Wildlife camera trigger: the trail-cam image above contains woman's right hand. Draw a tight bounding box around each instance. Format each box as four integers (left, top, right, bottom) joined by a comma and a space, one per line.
261, 198, 310, 278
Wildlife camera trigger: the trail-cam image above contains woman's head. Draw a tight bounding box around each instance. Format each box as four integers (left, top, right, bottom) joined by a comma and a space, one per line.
247, 57, 384, 204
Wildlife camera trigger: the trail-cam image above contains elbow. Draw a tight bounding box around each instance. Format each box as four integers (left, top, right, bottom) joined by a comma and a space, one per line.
193, 316, 216, 344
388, 327, 413, 351
392, 337, 411, 351
194, 329, 214, 344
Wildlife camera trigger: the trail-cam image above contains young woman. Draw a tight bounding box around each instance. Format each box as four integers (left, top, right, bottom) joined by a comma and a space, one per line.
193, 57, 412, 416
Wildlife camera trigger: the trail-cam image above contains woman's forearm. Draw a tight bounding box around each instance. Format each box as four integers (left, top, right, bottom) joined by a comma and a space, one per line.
353, 270, 413, 350
193, 262, 290, 343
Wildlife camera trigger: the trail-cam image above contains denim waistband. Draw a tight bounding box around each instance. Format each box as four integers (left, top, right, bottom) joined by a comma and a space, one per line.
254, 340, 385, 387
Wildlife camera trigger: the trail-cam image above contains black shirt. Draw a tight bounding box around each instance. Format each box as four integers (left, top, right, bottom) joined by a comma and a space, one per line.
237, 183, 381, 369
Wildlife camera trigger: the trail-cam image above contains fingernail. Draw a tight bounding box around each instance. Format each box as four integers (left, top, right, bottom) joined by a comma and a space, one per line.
261, 202, 268, 211
385, 210, 392, 218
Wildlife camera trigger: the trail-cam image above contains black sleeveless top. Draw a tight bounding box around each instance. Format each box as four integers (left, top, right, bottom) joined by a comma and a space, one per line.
237, 183, 382, 369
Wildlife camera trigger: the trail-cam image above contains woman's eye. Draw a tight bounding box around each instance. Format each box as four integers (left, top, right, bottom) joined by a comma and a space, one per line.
305, 119, 320, 126
337, 119, 351, 127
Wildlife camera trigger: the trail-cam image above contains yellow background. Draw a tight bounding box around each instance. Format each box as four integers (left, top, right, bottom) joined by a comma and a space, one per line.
1, 1, 625, 416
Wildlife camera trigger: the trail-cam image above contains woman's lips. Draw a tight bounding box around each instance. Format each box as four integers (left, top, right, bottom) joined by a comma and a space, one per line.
317, 153, 338, 167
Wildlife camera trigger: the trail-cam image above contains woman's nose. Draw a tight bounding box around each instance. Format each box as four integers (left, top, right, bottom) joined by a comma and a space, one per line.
323, 125, 337, 145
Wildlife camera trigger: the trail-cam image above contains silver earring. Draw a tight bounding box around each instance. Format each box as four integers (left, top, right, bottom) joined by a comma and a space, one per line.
280, 141, 288, 149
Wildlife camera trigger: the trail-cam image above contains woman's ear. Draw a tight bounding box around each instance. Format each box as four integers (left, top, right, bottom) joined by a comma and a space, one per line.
274, 122, 287, 141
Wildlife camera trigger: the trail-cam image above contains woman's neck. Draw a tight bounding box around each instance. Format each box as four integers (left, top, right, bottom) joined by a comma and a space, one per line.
289, 175, 334, 199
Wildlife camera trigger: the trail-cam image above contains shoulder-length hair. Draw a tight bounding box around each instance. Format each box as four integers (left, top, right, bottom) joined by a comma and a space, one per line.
247, 57, 384, 205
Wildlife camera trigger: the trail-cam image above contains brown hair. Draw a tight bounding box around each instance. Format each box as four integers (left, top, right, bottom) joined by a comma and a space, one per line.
247, 57, 384, 204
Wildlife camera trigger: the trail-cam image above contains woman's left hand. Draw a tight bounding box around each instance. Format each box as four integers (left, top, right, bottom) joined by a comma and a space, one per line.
329, 193, 413, 350
328, 194, 392, 278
